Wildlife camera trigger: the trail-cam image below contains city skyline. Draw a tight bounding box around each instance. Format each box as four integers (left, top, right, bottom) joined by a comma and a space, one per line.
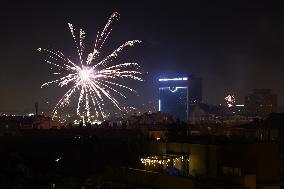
2, 2, 284, 189
1, 0, 284, 112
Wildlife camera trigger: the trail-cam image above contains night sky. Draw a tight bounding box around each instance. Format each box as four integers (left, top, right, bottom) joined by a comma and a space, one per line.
1, 0, 284, 113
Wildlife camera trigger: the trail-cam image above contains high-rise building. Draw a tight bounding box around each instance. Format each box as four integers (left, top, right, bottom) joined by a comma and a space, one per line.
158, 75, 202, 122
245, 89, 277, 118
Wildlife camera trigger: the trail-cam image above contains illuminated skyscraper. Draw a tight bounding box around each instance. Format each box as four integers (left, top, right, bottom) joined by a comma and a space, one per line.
158, 75, 202, 122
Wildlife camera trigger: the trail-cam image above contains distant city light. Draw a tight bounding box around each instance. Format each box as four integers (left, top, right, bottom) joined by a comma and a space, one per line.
170, 87, 178, 92
55, 157, 61, 162
91, 120, 102, 125
158, 77, 188, 81
140, 155, 189, 167
235, 104, 244, 107
158, 86, 188, 93
73, 120, 80, 124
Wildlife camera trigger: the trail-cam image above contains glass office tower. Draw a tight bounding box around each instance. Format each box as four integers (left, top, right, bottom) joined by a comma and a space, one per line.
158, 76, 202, 122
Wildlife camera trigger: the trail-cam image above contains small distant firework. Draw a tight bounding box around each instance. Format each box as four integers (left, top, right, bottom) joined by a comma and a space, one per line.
38, 12, 143, 121
225, 95, 235, 108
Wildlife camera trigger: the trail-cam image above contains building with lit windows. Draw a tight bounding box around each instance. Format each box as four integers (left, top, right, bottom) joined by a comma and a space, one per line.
245, 89, 277, 118
158, 75, 202, 122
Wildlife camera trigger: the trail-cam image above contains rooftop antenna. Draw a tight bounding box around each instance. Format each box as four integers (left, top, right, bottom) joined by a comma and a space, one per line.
35, 102, 39, 116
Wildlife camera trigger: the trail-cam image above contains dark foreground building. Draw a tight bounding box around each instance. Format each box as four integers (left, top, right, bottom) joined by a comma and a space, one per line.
1, 114, 284, 189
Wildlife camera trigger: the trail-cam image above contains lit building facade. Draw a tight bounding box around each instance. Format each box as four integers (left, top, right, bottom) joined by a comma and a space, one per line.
245, 89, 277, 118
158, 75, 202, 122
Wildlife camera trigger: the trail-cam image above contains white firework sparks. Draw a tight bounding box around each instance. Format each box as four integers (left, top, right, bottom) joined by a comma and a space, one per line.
38, 12, 143, 121
225, 94, 236, 108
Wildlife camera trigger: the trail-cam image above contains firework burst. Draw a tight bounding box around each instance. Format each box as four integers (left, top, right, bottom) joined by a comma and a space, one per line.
225, 94, 236, 108
38, 12, 143, 120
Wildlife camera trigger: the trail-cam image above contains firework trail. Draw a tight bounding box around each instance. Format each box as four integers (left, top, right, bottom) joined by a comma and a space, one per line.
38, 12, 143, 121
